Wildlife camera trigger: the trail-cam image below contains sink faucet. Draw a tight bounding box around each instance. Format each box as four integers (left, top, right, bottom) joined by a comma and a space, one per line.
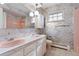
7, 32, 14, 41
8, 38, 14, 41
8, 32, 10, 35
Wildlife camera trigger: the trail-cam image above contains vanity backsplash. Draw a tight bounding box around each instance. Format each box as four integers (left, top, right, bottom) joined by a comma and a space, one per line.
0, 28, 36, 41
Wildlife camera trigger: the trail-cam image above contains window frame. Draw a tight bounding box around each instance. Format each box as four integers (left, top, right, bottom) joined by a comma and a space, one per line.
48, 12, 64, 22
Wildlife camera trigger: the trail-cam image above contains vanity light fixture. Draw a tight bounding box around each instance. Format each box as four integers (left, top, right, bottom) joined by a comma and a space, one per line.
35, 3, 42, 8
29, 10, 39, 17
29, 3, 41, 17
0, 2, 5, 4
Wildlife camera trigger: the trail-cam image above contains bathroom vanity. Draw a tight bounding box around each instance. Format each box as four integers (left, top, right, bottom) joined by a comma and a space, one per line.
0, 35, 46, 56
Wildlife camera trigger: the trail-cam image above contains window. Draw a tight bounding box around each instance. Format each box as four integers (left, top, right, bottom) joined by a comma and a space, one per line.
48, 12, 63, 22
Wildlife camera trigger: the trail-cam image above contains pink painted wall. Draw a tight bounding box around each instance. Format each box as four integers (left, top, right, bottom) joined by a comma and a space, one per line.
74, 8, 79, 54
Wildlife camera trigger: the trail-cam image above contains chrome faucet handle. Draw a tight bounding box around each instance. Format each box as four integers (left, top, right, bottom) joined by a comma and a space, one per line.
8, 38, 14, 41
8, 32, 10, 35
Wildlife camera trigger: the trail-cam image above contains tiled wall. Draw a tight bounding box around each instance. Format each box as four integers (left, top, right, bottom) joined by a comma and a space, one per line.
45, 4, 74, 48
0, 28, 36, 41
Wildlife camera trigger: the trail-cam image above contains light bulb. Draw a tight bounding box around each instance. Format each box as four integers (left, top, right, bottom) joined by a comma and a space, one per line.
0, 2, 4, 4
34, 11, 39, 16
29, 12, 34, 17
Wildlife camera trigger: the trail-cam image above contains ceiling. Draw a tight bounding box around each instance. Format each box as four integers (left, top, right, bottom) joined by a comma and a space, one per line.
0, 3, 60, 16
2, 3, 32, 16
0, 3, 77, 17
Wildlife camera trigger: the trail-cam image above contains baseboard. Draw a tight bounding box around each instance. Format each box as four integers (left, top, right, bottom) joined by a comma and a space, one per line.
51, 43, 70, 50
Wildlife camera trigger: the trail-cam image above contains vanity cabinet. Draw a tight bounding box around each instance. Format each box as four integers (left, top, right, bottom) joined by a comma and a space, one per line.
24, 42, 37, 56
0, 35, 46, 56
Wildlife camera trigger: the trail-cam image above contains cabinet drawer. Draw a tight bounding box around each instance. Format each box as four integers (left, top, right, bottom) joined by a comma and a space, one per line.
24, 42, 36, 56
9, 49, 23, 56
1, 47, 23, 56
27, 50, 36, 56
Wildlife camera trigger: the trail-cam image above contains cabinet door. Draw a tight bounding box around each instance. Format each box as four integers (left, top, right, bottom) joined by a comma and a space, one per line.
42, 41, 46, 55
37, 45, 43, 56
37, 42, 46, 55
24, 42, 36, 56
27, 50, 36, 56
43, 37, 46, 55
36, 36, 46, 56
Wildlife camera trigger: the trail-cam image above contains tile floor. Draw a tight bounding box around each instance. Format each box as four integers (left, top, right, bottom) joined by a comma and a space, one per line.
45, 47, 77, 56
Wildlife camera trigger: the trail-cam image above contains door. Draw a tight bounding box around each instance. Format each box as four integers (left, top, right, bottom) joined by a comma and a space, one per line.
74, 8, 79, 54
